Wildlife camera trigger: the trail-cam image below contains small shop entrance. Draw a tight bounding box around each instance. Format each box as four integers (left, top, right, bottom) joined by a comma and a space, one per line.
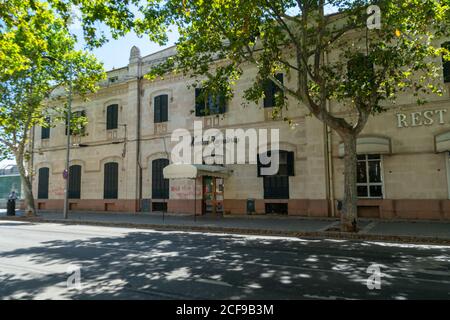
202, 176, 224, 216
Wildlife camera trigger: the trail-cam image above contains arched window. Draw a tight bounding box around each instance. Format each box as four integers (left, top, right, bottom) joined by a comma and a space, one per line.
38, 167, 49, 199
41, 117, 50, 139
68, 165, 81, 199
152, 159, 169, 199
65, 110, 87, 136
263, 73, 284, 108
356, 154, 383, 199
104, 162, 118, 199
154, 95, 168, 123
106, 104, 118, 130
257, 150, 294, 199
195, 89, 226, 116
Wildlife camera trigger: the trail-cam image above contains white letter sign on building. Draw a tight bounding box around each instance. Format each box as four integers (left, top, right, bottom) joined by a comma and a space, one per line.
367, 5, 381, 30
396, 109, 448, 128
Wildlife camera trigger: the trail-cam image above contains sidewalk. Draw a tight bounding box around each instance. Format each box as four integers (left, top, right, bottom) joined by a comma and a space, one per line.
1, 209, 450, 243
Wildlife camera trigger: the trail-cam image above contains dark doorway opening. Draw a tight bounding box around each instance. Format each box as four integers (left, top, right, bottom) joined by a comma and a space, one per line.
152, 202, 167, 212
265, 203, 288, 215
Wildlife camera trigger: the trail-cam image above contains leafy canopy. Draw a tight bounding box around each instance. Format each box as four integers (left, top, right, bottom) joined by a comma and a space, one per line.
47, 0, 450, 133
0, 0, 105, 161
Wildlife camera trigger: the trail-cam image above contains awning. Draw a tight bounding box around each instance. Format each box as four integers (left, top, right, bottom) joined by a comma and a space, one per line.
339, 136, 391, 157
435, 131, 450, 153
163, 164, 233, 179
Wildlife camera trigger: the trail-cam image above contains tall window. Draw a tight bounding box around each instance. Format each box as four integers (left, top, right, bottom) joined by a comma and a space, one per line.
258, 150, 294, 199
68, 165, 81, 199
154, 94, 168, 123
357, 154, 383, 198
195, 88, 226, 116
65, 110, 87, 135
106, 104, 118, 130
104, 162, 119, 199
152, 159, 169, 199
38, 167, 49, 199
442, 42, 450, 83
41, 117, 50, 139
263, 73, 284, 108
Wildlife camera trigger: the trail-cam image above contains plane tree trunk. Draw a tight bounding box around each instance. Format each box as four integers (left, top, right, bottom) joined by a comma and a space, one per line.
14, 152, 36, 216
339, 132, 358, 232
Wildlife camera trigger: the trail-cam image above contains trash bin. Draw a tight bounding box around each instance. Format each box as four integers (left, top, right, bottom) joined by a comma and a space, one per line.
7, 199, 15, 216
141, 199, 151, 213
246, 199, 255, 215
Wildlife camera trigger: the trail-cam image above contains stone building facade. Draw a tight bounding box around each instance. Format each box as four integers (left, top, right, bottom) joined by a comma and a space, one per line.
31, 44, 450, 220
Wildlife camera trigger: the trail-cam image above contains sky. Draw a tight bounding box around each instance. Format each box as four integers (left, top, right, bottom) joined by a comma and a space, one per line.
66, 3, 180, 71
69, 4, 337, 72
71, 20, 180, 71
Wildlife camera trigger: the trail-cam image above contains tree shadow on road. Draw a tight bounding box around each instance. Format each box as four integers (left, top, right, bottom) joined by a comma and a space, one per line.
0, 225, 449, 299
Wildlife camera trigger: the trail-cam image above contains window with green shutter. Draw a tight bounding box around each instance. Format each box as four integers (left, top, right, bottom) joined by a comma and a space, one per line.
152, 159, 169, 199
263, 73, 284, 108
65, 110, 87, 136
41, 117, 50, 139
195, 88, 226, 117
106, 104, 118, 130
257, 150, 294, 199
38, 167, 49, 199
68, 165, 81, 199
104, 162, 119, 199
154, 95, 168, 123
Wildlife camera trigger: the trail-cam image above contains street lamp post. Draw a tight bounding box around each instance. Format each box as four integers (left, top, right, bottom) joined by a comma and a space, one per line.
63, 72, 73, 220
44, 55, 73, 220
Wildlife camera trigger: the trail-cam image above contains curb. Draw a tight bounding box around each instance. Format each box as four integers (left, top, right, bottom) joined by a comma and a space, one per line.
2, 216, 450, 245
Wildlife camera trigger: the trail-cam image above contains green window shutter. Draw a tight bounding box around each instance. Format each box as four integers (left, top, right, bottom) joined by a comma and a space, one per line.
263, 176, 289, 199
154, 95, 161, 123
107, 104, 118, 130
38, 167, 49, 199
41, 117, 50, 139
263, 79, 273, 108
152, 159, 169, 199
104, 162, 118, 199
68, 165, 81, 199
154, 95, 169, 123
217, 93, 226, 114
195, 88, 205, 116
161, 94, 168, 122
263, 73, 283, 108
287, 151, 295, 176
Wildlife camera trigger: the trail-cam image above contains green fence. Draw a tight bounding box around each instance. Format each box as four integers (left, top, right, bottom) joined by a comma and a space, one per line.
0, 175, 21, 200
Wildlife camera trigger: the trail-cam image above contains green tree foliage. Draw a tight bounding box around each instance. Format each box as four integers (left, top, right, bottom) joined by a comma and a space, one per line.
0, 0, 105, 214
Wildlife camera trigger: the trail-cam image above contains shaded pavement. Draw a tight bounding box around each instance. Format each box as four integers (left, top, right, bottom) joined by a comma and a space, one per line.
0, 220, 449, 299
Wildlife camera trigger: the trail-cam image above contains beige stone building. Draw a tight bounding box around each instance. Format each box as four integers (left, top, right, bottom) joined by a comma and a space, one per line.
31, 43, 450, 220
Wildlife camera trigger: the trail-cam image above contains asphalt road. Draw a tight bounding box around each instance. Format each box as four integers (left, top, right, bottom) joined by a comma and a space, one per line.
0, 220, 449, 299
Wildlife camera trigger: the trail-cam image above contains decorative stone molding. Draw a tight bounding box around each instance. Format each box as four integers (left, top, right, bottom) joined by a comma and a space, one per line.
435, 130, 450, 153
338, 135, 392, 157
